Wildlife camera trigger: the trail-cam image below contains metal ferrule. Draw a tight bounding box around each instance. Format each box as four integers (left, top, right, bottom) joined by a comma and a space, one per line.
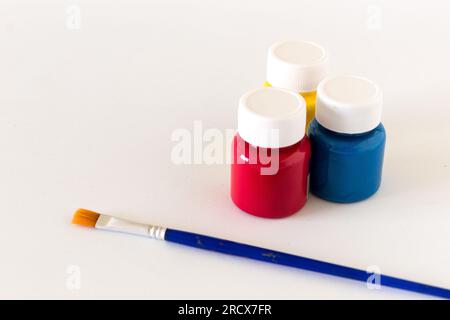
95, 215, 166, 240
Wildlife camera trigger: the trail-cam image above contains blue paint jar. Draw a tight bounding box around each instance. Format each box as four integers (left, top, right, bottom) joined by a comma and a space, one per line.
309, 75, 386, 203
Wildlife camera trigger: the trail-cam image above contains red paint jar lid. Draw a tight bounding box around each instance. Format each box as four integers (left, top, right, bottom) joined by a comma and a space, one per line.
238, 87, 306, 148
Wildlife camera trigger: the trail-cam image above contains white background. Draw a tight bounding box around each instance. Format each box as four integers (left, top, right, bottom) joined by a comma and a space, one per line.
1, 0, 449, 299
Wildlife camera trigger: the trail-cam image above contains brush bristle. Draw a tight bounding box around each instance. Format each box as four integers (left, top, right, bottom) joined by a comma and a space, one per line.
72, 208, 100, 228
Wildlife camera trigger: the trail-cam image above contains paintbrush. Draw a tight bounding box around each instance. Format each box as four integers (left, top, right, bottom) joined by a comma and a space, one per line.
72, 208, 450, 299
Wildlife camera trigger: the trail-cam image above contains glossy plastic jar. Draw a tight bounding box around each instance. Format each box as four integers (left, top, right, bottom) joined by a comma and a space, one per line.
231, 87, 311, 218
265, 40, 329, 131
309, 75, 386, 203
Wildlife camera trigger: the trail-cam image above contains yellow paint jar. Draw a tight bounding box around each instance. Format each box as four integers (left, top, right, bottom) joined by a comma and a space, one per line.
265, 41, 329, 132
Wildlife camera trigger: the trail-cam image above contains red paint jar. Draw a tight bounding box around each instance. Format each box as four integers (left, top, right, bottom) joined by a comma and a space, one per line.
231, 87, 311, 218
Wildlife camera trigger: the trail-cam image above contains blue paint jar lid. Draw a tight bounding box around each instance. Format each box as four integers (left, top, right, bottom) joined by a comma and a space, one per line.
316, 75, 383, 134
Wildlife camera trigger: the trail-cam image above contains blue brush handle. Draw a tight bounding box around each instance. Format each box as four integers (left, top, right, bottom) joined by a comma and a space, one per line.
164, 229, 450, 299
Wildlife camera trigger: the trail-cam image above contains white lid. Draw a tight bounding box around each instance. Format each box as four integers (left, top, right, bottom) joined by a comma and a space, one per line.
238, 87, 306, 148
266, 40, 329, 93
315, 75, 383, 134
